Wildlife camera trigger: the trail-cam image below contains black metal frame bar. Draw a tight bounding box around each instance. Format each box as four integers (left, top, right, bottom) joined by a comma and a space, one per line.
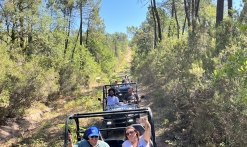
64, 107, 156, 147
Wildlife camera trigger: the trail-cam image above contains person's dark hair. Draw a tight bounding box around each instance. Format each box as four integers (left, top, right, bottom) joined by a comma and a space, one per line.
127, 87, 134, 91
124, 126, 140, 140
108, 88, 116, 95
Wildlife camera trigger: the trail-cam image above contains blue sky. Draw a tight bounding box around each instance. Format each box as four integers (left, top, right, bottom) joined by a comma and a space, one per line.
100, 0, 244, 34
100, 0, 149, 34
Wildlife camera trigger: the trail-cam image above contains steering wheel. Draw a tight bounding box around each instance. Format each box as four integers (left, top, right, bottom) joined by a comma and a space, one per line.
127, 99, 138, 104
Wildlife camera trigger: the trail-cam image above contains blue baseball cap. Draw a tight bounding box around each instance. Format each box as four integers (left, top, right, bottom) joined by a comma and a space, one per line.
88, 126, 99, 137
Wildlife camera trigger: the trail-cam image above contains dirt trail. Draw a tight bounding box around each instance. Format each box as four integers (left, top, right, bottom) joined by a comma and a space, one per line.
0, 110, 44, 144
121, 47, 164, 147
126, 47, 132, 64
0, 47, 164, 147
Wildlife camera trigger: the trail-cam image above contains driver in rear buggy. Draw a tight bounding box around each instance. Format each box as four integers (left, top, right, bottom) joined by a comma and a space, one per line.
123, 87, 141, 104
68, 126, 109, 147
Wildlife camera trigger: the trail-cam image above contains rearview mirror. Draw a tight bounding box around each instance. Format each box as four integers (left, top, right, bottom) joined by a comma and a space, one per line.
98, 97, 101, 101
140, 95, 145, 99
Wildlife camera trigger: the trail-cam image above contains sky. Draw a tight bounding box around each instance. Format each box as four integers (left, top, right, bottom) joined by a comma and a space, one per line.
99, 0, 150, 34
99, 0, 244, 34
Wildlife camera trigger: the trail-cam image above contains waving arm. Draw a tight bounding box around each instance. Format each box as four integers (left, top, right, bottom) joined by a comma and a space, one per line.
142, 118, 151, 143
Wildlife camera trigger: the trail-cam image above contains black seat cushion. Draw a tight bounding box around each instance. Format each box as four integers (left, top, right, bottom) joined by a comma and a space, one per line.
132, 124, 145, 136
82, 129, 89, 140
105, 140, 124, 147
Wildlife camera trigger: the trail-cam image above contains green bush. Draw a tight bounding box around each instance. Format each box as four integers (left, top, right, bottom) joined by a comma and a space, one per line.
131, 19, 247, 146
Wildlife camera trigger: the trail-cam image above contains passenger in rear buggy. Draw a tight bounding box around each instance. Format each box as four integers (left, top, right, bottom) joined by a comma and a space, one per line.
67, 126, 109, 147
106, 88, 119, 106
122, 79, 127, 84
111, 80, 118, 88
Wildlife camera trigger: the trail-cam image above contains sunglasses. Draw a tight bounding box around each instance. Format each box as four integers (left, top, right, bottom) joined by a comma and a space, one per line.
126, 131, 135, 136
90, 136, 99, 138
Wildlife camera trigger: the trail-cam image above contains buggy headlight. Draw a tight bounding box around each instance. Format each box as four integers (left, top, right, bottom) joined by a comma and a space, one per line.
127, 119, 134, 123
119, 93, 122, 96
106, 121, 112, 125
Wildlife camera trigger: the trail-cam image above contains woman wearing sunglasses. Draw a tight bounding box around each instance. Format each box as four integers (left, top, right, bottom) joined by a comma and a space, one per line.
122, 118, 151, 147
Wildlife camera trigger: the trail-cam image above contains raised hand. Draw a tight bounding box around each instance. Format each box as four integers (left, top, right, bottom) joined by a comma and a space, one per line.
68, 133, 72, 142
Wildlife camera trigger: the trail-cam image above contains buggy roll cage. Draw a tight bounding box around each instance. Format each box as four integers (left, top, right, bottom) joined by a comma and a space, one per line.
64, 107, 156, 147
102, 83, 138, 110
110, 75, 132, 84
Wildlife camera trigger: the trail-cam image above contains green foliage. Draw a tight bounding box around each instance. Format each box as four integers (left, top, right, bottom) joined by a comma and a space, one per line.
0, 47, 60, 120
87, 39, 115, 74
0, 0, 128, 123
131, 11, 247, 145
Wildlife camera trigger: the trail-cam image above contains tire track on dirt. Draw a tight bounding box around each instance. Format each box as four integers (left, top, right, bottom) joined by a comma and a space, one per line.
123, 47, 165, 147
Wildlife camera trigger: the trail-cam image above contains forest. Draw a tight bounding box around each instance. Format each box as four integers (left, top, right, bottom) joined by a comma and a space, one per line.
0, 0, 247, 146
0, 0, 128, 121
130, 0, 247, 146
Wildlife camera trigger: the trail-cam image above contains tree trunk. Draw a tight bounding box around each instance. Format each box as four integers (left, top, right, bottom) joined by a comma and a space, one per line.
11, 23, 17, 44
216, 0, 224, 26
64, 8, 72, 57
195, 0, 200, 23
195, 0, 200, 18
228, 0, 232, 17
152, 0, 162, 42
191, 0, 196, 32
79, 5, 83, 45
19, 1, 24, 48
239, 2, 247, 23
150, 0, 157, 48
6, 18, 10, 36
173, 0, 180, 39
85, 19, 90, 47
71, 29, 80, 60
184, 0, 191, 27
182, 16, 186, 35
168, 1, 174, 38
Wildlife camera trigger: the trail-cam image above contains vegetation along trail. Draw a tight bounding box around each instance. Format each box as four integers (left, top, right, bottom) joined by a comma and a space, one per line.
1, 0, 247, 147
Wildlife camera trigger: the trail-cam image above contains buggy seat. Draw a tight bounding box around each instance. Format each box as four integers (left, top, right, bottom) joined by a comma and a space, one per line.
132, 124, 154, 147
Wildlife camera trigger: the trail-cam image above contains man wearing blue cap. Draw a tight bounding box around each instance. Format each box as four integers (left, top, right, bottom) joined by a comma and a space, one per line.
68, 126, 109, 147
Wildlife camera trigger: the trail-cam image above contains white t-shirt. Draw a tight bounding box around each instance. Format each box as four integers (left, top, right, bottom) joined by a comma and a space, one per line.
106, 96, 119, 105
122, 136, 149, 147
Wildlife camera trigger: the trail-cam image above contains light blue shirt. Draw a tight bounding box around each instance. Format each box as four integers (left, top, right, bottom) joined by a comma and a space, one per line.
106, 96, 119, 105
122, 136, 149, 147
74, 140, 109, 147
